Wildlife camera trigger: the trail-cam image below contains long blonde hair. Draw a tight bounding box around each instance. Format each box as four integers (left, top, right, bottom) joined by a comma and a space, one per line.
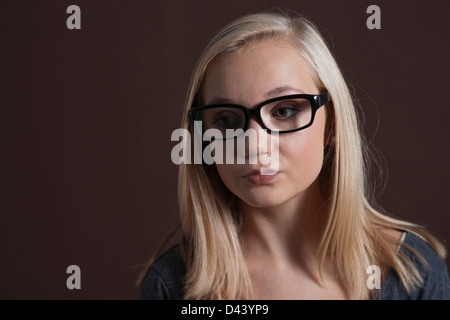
146, 10, 446, 300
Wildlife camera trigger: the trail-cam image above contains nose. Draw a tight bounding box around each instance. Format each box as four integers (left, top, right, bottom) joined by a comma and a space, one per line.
232, 116, 279, 173
246, 116, 265, 132
236, 117, 271, 162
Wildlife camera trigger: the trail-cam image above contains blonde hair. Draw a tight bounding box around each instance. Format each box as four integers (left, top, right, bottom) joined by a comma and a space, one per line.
143, 10, 446, 300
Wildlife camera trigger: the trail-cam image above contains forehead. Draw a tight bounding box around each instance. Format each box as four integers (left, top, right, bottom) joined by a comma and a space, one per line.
202, 39, 318, 105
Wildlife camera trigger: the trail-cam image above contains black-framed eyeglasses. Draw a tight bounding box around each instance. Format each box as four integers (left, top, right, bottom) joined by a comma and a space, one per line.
188, 92, 330, 139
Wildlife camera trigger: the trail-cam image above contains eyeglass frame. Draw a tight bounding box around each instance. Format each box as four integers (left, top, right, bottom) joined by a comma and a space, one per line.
188, 92, 330, 134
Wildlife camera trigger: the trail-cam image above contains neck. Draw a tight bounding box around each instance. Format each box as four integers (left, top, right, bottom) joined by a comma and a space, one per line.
240, 180, 329, 269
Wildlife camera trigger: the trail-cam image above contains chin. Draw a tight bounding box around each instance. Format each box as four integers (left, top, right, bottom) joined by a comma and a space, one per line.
238, 191, 290, 209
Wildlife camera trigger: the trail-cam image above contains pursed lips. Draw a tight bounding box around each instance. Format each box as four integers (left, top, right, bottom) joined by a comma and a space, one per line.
242, 169, 280, 185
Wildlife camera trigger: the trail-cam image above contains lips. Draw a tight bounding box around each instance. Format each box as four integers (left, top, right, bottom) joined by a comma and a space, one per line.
243, 170, 279, 185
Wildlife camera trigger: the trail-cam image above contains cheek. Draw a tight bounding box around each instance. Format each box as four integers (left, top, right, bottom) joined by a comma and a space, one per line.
280, 112, 327, 180
282, 136, 324, 176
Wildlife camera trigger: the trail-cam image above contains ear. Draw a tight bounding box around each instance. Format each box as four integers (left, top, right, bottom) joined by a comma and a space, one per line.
323, 102, 335, 147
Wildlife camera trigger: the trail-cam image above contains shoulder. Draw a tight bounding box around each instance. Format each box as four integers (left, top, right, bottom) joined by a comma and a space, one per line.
377, 231, 450, 300
139, 245, 187, 300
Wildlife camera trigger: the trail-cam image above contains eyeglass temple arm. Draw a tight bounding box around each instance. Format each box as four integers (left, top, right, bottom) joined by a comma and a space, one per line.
188, 109, 195, 124
316, 92, 330, 108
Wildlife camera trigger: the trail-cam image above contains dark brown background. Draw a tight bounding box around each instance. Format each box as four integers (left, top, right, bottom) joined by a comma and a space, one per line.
1, 0, 449, 299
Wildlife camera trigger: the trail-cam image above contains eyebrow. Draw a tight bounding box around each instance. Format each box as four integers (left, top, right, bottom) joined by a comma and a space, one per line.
207, 85, 304, 105
265, 85, 304, 98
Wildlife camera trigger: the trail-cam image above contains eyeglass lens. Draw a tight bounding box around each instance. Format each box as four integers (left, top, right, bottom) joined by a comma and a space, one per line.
197, 97, 312, 139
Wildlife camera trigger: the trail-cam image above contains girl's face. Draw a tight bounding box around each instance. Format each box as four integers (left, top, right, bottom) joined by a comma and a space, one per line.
202, 39, 329, 209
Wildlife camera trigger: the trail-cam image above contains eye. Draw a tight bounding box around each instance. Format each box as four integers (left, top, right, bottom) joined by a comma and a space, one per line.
271, 104, 298, 119
214, 115, 236, 126
211, 111, 244, 129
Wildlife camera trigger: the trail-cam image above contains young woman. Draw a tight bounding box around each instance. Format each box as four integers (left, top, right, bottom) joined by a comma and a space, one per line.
139, 11, 450, 300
